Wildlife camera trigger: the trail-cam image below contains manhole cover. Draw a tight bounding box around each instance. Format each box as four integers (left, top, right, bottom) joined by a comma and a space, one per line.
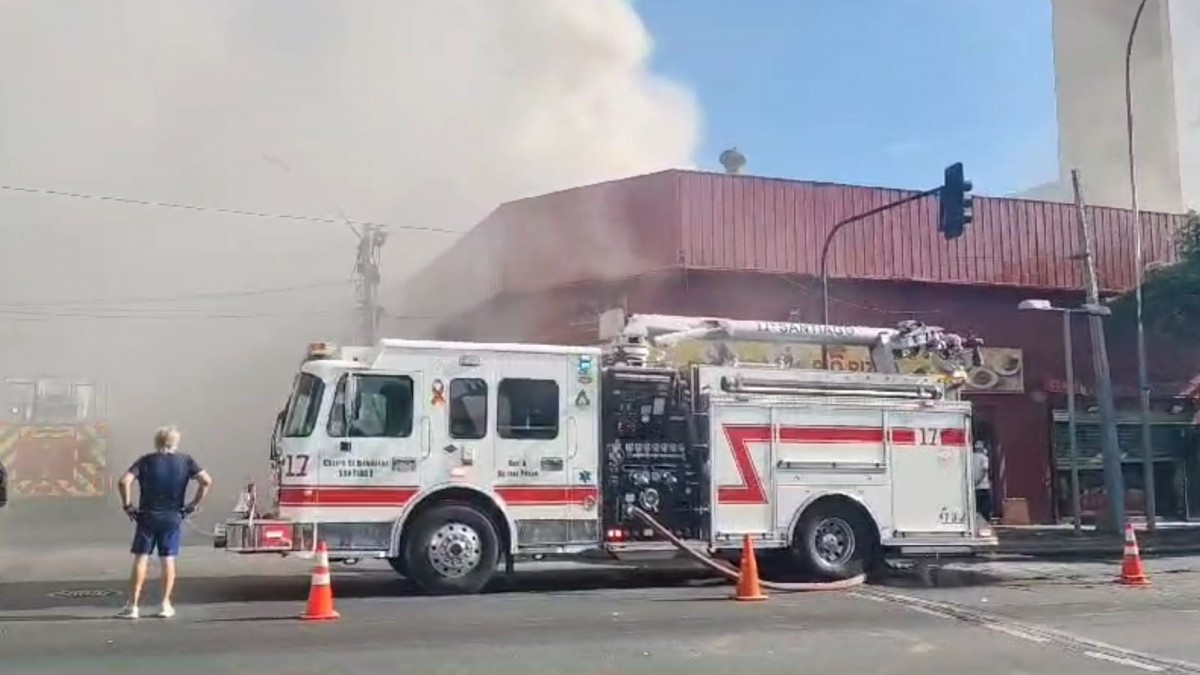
48, 589, 119, 599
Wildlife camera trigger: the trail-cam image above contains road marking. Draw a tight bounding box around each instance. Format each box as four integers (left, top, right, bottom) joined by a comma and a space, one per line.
907, 606, 955, 621
983, 623, 1049, 644
861, 588, 1200, 674
1085, 651, 1166, 672
853, 591, 953, 620
47, 589, 119, 599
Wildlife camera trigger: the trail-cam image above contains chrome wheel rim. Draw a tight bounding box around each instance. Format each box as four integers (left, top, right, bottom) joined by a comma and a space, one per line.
813, 517, 856, 566
427, 522, 483, 578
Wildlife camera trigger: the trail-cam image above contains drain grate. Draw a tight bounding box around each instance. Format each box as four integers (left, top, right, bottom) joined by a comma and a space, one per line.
48, 589, 119, 599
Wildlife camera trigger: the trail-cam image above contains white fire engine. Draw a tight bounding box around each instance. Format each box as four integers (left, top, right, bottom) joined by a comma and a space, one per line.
217, 313, 996, 595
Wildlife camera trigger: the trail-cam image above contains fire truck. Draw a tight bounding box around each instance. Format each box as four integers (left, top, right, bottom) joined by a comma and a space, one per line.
0, 377, 111, 499
217, 314, 996, 595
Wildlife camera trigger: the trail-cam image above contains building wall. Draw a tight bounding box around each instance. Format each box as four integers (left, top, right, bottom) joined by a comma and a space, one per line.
435, 270, 1200, 523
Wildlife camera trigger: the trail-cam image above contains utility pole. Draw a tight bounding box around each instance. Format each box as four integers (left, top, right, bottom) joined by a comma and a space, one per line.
354, 223, 387, 344
1071, 169, 1126, 533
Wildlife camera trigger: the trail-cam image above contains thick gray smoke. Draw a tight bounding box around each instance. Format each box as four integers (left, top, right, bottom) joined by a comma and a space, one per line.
1035, 0, 1197, 212
1168, 0, 1199, 207
0, 0, 699, 514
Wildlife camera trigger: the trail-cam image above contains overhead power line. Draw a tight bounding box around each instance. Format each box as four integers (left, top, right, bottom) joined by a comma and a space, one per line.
0, 184, 461, 235
0, 279, 355, 309
0, 306, 358, 321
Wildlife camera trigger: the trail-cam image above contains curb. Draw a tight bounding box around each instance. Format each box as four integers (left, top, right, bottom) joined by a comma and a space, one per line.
878, 562, 1005, 588
997, 544, 1200, 559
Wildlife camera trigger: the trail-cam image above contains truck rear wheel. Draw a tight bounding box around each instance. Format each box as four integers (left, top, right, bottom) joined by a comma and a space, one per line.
403, 503, 500, 595
791, 500, 873, 581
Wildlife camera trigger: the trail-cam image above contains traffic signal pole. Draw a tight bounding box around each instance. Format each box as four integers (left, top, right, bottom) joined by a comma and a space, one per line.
819, 163, 972, 329
818, 163, 972, 368
819, 186, 942, 325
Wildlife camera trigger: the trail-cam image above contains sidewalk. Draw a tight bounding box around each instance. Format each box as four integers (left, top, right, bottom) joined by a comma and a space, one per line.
995, 522, 1200, 557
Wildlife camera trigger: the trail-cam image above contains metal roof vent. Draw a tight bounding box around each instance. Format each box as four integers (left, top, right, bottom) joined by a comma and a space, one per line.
719, 147, 746, 175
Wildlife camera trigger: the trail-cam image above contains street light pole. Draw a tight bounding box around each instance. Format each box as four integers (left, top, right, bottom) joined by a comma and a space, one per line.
1021, 299, 1113, 533
1125, 0, 1156, 530
1063, 310, 1081, 533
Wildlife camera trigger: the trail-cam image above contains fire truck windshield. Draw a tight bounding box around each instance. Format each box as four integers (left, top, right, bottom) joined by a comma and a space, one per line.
282, 373, 325, 438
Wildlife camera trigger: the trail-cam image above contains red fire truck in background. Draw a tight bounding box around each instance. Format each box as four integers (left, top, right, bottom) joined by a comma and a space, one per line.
0, 376, 112, 500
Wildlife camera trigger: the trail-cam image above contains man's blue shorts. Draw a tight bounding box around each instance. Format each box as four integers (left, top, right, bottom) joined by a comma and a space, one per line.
131, 513, 183, 557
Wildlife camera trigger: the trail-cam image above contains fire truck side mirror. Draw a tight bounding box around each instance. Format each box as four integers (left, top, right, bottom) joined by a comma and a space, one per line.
0, 463, 8, 508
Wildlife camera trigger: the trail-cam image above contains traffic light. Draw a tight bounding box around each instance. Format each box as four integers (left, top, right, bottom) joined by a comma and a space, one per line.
939, 162, 973, 240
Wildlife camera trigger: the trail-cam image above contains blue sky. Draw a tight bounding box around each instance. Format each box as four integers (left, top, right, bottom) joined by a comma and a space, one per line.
637, 0, 1059, 197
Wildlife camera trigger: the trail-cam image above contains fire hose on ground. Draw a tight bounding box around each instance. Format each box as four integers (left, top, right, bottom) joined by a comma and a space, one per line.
627, 506, 867, 592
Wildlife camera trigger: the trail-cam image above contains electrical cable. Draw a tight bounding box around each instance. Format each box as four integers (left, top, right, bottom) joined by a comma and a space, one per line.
0, 307, 357, 321
0, 279, 355, 309
0, 183, 460, 235
777, 274, 945, 316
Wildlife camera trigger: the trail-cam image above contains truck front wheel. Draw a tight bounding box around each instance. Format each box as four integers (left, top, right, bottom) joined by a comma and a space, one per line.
386, 555, 408, 578
403, 503, 500, 595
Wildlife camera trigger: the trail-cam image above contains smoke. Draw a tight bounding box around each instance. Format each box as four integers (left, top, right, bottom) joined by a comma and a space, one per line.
0, 0, 698, 517
1045, 0, 1197, 212
1168, 0, 1199, 209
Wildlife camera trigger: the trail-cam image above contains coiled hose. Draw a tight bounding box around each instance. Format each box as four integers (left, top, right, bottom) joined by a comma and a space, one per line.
627, 506, 866, 592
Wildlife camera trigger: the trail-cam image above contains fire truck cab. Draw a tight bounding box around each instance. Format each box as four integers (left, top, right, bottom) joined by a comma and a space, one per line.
218, 314, 996, 595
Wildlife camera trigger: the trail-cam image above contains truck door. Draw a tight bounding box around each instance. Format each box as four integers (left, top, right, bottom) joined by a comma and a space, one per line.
887, 408, 973, 536
493, 353, 574, 545
428, 355, 495, 490
324, 369, 426, 511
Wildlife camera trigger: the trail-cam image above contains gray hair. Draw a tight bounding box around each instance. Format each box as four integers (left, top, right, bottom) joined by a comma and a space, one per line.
153, 425, 181, 452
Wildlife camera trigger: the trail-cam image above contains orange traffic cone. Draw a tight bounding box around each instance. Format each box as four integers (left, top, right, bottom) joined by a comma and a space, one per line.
1118, 523, 1150, 587
732, 535, 768, 602
301, 541, 341, 620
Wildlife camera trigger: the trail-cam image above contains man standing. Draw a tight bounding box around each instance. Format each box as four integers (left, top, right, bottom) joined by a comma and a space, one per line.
972, 440, 993, 522
117, 425, 213, 619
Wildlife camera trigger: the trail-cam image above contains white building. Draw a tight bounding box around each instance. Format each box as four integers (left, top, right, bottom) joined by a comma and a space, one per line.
1027, 0, 1197, 213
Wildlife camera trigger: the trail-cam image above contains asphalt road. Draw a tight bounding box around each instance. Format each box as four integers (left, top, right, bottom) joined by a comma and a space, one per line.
6, 544, 1200, 674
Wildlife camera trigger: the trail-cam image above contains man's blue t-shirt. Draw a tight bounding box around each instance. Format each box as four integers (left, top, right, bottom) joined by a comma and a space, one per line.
128, 452, 202, 517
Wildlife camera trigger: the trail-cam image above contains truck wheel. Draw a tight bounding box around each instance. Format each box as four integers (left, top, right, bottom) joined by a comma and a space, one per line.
403, 503, 500, 595
386, 556, 408, 578
791, 501, 872, 581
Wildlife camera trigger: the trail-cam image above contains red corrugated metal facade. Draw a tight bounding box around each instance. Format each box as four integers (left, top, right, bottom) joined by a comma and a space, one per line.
675, 171, 1181, 292
403, 169, 1186, 315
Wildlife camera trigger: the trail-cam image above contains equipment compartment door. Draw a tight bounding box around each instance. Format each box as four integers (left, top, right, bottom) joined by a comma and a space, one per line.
887, 409, 973, 535
323, 370, 425, 511
710, 403, 774, 540
493, 353, 574, 545
564, 353, 600, 541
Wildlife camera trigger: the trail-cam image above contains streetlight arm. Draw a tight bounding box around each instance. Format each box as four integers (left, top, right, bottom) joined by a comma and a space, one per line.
1128, 0, 1147, 218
